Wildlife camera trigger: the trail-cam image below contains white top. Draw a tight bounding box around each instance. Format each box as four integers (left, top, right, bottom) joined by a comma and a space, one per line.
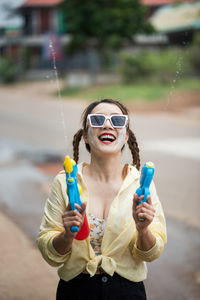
88, 213, 107, 255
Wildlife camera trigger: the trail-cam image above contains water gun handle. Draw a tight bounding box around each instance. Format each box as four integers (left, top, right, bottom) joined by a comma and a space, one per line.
136, 162, 155, 220
64, 156, 89, 240
66, 179, 79, 233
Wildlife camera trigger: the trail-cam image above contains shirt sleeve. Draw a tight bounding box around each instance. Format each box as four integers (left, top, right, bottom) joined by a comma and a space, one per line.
36, 173, 71, 267
132, 181, 167, 262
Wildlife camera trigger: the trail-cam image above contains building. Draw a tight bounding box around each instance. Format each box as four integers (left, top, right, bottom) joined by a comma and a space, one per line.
17, 0, 68, 69
0, 0, 67, 72
141, 0, 194, 17
149, 1, 200, 44
1, 0, 198, 76
19, 0, 65, 36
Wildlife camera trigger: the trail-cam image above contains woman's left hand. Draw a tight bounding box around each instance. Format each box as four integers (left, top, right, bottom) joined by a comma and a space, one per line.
132, 194, 155, 232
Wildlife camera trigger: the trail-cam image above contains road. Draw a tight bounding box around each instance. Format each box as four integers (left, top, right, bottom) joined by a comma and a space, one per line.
0, 81, 199, 299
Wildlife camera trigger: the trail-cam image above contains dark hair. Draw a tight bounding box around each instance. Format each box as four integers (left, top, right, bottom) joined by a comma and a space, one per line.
72, 99, 140, 170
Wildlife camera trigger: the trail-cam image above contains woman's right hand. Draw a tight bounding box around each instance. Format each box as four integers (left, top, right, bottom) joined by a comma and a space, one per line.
53, 202, 87, 255
62, 202, 87, 239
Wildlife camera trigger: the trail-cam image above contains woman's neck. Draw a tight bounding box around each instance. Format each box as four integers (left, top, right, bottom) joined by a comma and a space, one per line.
86, 153, 124, 182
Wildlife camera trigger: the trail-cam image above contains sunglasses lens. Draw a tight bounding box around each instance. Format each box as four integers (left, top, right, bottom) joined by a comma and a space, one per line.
90, 115, 105, 127
111, 116, 126, 127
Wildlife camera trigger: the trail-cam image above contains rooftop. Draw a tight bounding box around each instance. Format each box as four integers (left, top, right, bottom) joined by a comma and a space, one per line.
20, 0, 63, 7
150, 1, 200, 32
141, 0, 193, 5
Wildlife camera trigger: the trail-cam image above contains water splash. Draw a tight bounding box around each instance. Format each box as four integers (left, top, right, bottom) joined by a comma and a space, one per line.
165, 53, 183, 109
48, 38, 68, 147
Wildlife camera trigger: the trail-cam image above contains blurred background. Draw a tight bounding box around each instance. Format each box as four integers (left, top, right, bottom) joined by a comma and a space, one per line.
0, 0, 199, 299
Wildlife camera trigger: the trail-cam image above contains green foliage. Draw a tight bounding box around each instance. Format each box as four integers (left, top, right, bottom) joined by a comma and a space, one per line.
119, 52, 152, 83
60, 78, 200, 102
188, 48, 200, 74
119, 48, 192, 84
0, 57, 17, 83
60, 0, 153, 53
192, 32, 200, 47
188, 32, 200, 75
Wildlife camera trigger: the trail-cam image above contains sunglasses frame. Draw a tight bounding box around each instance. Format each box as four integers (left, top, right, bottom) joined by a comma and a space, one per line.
88, 114, 128, 128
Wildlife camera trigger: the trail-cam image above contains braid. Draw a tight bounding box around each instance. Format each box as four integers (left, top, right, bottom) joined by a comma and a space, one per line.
72, 129, 83, 163
127, 129, 141, 170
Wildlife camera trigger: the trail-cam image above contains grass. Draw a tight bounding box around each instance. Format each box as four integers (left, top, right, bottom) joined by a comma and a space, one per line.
60, 77, 200, 103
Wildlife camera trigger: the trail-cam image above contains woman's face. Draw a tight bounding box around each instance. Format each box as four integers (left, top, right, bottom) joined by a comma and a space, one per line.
84, 103, 129, 156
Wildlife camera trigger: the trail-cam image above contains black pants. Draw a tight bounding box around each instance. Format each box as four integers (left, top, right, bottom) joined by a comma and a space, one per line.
56, 273, 147, 300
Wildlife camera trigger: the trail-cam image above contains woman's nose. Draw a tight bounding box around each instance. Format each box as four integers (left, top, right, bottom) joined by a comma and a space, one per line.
103, 118, 113, 129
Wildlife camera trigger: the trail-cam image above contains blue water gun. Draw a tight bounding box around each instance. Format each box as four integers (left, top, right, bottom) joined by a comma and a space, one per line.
63, 156, 89, 240
136, 162, 155, 220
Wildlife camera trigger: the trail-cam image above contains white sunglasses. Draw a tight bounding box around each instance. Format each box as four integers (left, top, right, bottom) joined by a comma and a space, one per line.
88, 114, 128, 128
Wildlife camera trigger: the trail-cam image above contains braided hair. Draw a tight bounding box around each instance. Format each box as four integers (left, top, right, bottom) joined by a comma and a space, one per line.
72, 99, 140, 170
72, 128, 83, 166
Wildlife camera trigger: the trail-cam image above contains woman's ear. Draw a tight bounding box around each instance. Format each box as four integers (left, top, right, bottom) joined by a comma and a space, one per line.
83, 131, 88, 144
125, 130, 129, 143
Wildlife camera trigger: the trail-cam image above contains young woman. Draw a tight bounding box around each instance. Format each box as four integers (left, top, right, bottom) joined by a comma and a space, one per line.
37, 99, 167, 300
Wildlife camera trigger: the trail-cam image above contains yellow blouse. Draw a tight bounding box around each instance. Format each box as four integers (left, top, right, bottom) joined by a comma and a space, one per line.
37, 162, 167, 282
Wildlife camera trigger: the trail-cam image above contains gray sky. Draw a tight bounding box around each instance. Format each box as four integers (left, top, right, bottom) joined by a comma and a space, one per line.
0, 0, 25, 28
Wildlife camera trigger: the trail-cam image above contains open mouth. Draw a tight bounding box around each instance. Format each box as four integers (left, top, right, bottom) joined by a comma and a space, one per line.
98, 133, 116, 144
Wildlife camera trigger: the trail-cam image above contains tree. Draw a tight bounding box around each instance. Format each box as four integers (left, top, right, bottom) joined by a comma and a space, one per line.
60, 0, 153, 53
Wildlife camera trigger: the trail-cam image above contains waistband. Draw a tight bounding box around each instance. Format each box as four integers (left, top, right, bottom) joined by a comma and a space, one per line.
60, 272, 144, 285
